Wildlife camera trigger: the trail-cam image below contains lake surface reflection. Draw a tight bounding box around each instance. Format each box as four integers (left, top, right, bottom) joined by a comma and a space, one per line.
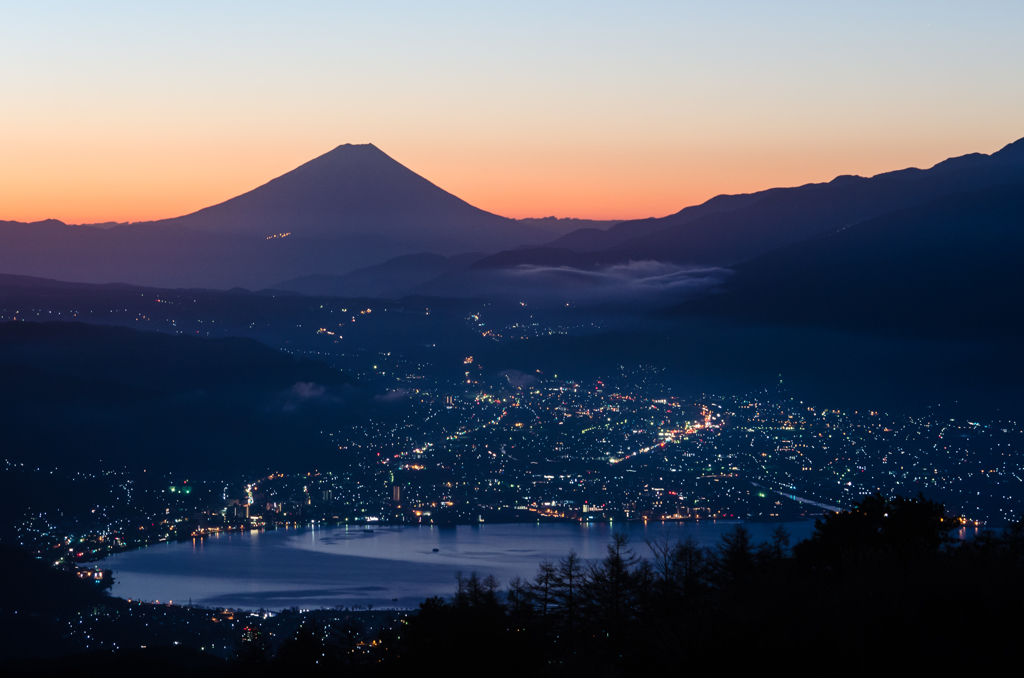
104, 520, 814, 611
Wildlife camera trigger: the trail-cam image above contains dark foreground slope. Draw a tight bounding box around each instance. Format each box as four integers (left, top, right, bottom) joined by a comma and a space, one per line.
0, 542, 228, 675
0, 322, 363, 471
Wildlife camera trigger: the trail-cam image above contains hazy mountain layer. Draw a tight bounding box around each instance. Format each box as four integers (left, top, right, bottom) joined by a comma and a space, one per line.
275, 252, 485, 298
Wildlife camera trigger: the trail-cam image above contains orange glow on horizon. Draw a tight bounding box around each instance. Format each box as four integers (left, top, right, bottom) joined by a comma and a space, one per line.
2, 4, 1021, 226
0, 135, 1014, 225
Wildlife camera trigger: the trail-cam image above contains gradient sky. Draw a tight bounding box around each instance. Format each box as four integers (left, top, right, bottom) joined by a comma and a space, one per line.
1, 1, 1022, 223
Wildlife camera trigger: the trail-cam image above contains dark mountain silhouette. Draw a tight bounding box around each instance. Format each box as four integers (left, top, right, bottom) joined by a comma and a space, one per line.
477, 137, 1024, 271
0, 145, 595, 290
274, 251, 485, 298
677, 181, 1024, 339
159, 144, 534, 247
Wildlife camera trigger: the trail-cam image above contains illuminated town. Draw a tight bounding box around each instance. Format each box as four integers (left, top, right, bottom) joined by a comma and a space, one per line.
7, 367, 1020, 568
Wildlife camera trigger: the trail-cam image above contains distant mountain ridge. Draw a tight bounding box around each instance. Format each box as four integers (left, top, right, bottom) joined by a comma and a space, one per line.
475, 136, 1024, 270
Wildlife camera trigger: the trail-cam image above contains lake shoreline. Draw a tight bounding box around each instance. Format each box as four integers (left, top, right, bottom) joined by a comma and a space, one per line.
102, 521, 817, 612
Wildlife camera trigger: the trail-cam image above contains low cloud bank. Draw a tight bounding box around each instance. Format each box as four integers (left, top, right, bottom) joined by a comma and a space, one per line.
374, 388, 410, 403
499, 369, 538, 388
282, 381, 338, 411
426, 261, 732, 306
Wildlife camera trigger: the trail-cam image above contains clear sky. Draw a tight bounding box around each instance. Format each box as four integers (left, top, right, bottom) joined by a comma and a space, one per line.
1, 1, 1022, 223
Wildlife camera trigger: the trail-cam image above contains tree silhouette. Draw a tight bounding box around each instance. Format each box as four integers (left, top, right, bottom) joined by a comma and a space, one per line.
584, 533, 639, 647
553, 550, 586, 655
794, 492, 960, 567
506, 575, 531, 620
275, 617, 332, 672
529, 560, 558, 630
482, 574, 502, 610
756, 524, 792, 566
715, 524, 754, 590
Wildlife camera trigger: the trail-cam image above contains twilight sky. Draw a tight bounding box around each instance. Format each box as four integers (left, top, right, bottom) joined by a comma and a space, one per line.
1, 1, 1022, 223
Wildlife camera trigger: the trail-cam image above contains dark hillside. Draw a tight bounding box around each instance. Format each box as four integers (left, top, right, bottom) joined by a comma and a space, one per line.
680, 182, 1024, 339
0, 322, 363, 471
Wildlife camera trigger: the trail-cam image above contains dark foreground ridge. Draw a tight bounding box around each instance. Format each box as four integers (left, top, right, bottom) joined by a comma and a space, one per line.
2, 494, 1022, 676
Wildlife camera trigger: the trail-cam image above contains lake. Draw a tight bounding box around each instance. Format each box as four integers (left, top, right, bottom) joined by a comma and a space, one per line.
103, 520, 815, 611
